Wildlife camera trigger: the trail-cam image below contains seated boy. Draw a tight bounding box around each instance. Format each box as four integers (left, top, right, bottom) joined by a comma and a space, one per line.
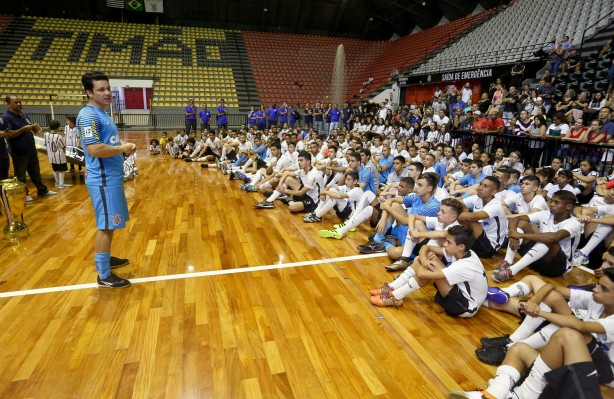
303, 172, 363, 223
369, 225, 488, 319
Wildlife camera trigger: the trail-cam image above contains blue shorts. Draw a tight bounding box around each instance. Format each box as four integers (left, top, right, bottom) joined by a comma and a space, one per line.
391, 224, 408, 246
87, 184, 129, 230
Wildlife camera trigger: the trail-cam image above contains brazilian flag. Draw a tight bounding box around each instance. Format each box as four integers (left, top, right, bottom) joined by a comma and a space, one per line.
126, 0, 144, 11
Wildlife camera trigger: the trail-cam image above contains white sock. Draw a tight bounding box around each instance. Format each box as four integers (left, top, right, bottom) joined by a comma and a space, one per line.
389, 267, 417, 289
260, 181, 272, 190
53, 171, 59, 185
251, 170, 263, 185
221, 147, 227, 160
59, 171, 65, 185
511, 355, 550, 399
503, 281, 530, 297
400, 234, 417, 258
510, 243, 549, 275
315, 198, 335, 218
266, 190, 282, 202
391, 277, 420, 300
504, 228, 524, 264
580, 224, 612, 255
517, 323, 559, 349
337, 206, 372, 235
485, 365, 521, 399
243, 159, 253, 169
509, 303, 551, 342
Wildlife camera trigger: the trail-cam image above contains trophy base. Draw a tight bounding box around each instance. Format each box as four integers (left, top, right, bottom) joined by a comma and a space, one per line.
4, 222, 29, 242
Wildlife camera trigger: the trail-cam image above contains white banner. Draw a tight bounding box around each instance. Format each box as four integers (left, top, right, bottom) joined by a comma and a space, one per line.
144, 0, 163, 13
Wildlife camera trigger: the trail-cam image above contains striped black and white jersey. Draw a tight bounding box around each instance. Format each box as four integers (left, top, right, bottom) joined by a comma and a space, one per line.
44, 131, 67, 165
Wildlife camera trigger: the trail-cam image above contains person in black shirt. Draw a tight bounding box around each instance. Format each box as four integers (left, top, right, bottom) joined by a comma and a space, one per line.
0, 116, 9, 180
2, 95, 55, 199
510, 59, 525, 89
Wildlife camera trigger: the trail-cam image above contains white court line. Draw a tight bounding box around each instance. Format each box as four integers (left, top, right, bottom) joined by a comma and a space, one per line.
0, 253, 388, 299
576, 265, 595, 275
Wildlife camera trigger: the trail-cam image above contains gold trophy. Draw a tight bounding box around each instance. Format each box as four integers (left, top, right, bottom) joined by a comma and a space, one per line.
0, 178, 29, 241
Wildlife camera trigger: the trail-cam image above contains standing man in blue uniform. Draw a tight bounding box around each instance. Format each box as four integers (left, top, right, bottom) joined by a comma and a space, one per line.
2, 95, 56, 200
217, 99, 228, 132
199, 104, 211, 133
342, 101, 353, 131
185, 98, 197, 135
267, 103, 279, 129
77, 71, 136, 288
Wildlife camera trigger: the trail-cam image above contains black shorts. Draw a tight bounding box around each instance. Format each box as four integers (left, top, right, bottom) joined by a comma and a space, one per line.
52, 163, 68, 172
334, 203, 352, 221
472, 229, 497, 258
256, 157, 268, 170
588, 337, 614, 385
226, 150, 237, 162
539, 361, 603, 399
519, 241, 568, 277
434, 285, 474, 317
293, 194, 318, 213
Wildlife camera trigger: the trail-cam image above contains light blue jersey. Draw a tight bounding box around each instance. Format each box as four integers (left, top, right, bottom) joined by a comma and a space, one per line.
77, 104, 124, 186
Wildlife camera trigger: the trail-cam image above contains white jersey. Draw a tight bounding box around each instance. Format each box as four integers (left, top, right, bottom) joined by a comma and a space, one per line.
238, 141, 253, 153
463, 196, 508, 249
175, 134, 187, 146
44, 131, 67, 164
596, 204, 614, 217
205, 137, 222, 155
335, 185, 364, 212
441, 250, 488, 317
504, 193, 549, 214
297, 167, 324, 201
569, 289, 614, 386
434, 187, 450, 201
275, 152, 295, 173
572, 168, 599, 189
425, 218, 461, 262
527, 210, 582, 269
64, 125, 80, 147
386, 169, 409, 185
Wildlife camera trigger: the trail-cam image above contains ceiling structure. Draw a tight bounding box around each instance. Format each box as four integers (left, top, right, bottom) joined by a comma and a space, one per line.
12, 0, 510, 41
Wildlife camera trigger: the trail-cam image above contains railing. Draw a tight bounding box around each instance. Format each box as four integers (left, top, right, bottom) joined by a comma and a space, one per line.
450, 130, 614, 176
407, 42, 547, 77
579, 9, 614, 54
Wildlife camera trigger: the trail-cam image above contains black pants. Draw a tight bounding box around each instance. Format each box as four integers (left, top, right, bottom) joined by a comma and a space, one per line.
0, 156, 9, 180
12, 152, 49, 195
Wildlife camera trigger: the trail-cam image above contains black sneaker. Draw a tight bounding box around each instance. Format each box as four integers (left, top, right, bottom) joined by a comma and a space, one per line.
357, 241, 386, 254
254, 201, 274, 209
479, 334, 512, 348
228, 171, 235, 180
383, 235, 397, 246
184, 157, 193, 162
263, 191, 273, 198
200, 163, 209, 168
280, 196, 291, 205
110, 256, 129, 269
97, 272, 132, 288
475, 346, 507, 365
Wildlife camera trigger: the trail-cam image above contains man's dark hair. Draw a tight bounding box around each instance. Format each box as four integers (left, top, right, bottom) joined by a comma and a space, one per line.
522, 175, 540, 185
359, 148, 371, 158
509, 170, 521, 180
552, 190, 577, 205
410, 161, 424, 173
483, 175, 501, 190
270, 142, 281, 150
65, 115, 76, 124
448, 225, 476, 251
81, 71, 109, 93
418, 173, 438, 190
49, 119, 61, 130
346, 171, 359, 182
441, 198, 464, 216
297, 150, 312, 162
393, 155, 405, 164
400, 176, 415, 188
470, 159, 483, 169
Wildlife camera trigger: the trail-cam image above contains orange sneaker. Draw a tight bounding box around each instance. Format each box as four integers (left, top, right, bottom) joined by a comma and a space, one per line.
369, 283, 393, 297
370, 292, 403, 308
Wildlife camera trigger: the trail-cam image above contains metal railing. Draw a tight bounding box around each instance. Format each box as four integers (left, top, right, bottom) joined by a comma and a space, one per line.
450, 130, 614, 176
579, 9, 614, 54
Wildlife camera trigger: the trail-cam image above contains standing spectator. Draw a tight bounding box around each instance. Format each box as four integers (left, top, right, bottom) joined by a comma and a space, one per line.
77, 71, 135, 288
313, 102, 324, 135
460, 83, 473, 107
510, 59, 525, 89
477, 93, 491, 114
0, 116, 9, 179
537, 79, 555, 114
184, 98, 197, 135
267, 103, 279, 129
502, 86, 519, 122
44, 119, 70, 188
289, 105, 300, 128
199, 104, 211, 132
447, 85, 459, 115
544, 36, 563, 76
433, 87, 442, 101
64, 115, 82, 174
432, 97, 446, 115
279, 101, 288, 127
256, 104, 266, 131
433, 109, 450, 127
303, 103, 313, 128
217, 99, 228, 131
2, 95, 56, 200
329, 103, 341, 135
342, 101, 353, 130
247, 105, 256, 129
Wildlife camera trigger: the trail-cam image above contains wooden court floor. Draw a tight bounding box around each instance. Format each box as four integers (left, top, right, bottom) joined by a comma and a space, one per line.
0, 132, 608, 399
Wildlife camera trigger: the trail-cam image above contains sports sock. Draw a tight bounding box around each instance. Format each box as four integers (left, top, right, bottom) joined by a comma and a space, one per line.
580, 224, 612, 256
94, 252, 111, 279
509, 303, 551, 342
243, 159, 253, 169
221, 147, 227, 161
504, 232, 523, 264
251, 170, 263, 185
260, 181, 272, 190
389, 267, 417, 289
373, 221, 392, 243
391, 277, 420, 300
517, 323, 558, 349
510, 355, 550, 399
59, 171, 65, 185
484, 365, 521, 399
266, 190, 282, 202
315, 198, 335, 218
337, 206, 372, 235
53, 171, 59, 185
502, 281, 530, 297
509, 243, 549, 275
401, 233, 417, 258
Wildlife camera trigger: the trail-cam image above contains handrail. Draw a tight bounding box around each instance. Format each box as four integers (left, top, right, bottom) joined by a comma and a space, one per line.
579, 8, 614, 54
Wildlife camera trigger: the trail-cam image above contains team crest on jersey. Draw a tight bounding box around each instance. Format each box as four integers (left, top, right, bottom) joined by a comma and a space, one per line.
112, 214, 122, 226
83, 126, 93, 138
